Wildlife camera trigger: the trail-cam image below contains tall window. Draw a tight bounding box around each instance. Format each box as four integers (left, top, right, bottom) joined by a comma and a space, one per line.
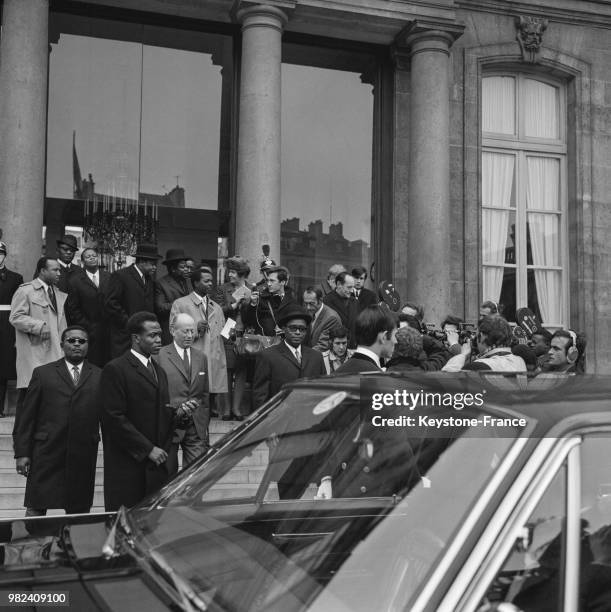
481, 74, 567, 326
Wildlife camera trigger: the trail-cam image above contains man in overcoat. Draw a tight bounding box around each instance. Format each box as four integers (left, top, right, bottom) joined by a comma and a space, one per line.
101, 312, 174, 511
154, 248, 193, 344
55, 234, 84, 294
13, 326, 101, 515
65, 247, 111, 366
170, 268, 228, 396
10, 258, 67, 423
103, 243, 161, 358
252, 305, 326, 409
0, 241, 23, 416
156, 313, 210, 473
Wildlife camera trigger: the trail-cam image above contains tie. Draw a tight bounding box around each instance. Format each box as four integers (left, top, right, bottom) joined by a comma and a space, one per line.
355, 290, 360, 298
92, 273, 98, 288
182, 349, 191, 378
147, 360, 158, 383
47, 287, 57, 312
294, 348, 301, 365
72, 366, 80, 386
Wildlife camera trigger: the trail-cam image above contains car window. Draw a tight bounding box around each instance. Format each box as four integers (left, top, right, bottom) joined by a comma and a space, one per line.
578, 435, 611, 611
477, 463, 566, 611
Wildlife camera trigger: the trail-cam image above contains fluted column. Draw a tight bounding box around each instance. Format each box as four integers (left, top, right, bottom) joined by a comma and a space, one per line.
235, 4, 287, 266
0, 0, 49, 277
399, 21, 463, 325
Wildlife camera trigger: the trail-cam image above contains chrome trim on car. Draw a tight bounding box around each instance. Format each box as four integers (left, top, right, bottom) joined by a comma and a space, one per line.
564, 444, 581, 611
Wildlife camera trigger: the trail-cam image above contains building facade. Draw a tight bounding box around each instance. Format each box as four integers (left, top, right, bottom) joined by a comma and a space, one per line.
0, 0, 610, 370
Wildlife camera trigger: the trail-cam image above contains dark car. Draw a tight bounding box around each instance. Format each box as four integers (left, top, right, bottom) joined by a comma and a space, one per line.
1, 372, 611, 611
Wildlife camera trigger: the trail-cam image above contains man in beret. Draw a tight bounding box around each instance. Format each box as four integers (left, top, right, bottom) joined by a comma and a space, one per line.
56, 234, 84, 294
252, 305, 325, 409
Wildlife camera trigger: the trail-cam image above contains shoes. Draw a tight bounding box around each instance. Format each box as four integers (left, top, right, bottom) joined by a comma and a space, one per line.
0, 413, 5, 418
233, 415, 244, 421
221, 415, 233, 421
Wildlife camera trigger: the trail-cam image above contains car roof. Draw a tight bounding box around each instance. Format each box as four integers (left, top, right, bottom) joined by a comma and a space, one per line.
288, 372, 611, 436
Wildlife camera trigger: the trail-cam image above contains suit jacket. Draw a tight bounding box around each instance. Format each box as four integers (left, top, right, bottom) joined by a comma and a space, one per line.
57, 262, 84, 294
155, 344, 210, 441
241, 293, 296, 336
9, 279, 68, 388
334, 351, 382, 374
101, 351, 172, 511
323, 291, 358, 348
154, 274, 192, 344
308, 304, 342, 352
65, 270, 111, 366
103, 265, 155, 358
170, 293, 228, 393
13, 359, 101, 511
0, 267, 23, 380
354, 287, 378, 312
253, 342, 326, 409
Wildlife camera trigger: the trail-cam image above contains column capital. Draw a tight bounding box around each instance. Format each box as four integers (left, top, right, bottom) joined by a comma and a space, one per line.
395, 19, 464, 57
234, 1, 294, 30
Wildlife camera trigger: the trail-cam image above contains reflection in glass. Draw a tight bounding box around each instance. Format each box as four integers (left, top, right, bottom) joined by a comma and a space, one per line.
281, 62, 373, 296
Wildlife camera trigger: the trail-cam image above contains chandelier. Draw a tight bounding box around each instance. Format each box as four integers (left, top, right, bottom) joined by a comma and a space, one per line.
84, 196, 158, 270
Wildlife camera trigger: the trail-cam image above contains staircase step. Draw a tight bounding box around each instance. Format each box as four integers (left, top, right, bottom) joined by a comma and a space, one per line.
0, 487, 105, 510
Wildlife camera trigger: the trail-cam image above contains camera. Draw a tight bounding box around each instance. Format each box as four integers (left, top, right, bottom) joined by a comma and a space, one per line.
458, 322, 478, 344
424, 323, 447, 342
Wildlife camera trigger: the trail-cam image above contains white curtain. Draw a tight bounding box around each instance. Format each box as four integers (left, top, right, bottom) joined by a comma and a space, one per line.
482, 77, 515, 134
527, 157, 561, 323
482, 152, 514, 303
524, 79, 558, 139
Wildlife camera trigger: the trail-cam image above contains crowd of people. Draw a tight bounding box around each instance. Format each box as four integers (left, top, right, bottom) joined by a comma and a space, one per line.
0, 236, 587, 515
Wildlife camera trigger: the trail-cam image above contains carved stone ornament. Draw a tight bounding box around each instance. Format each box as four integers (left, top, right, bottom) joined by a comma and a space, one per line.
516, 15, 548, 63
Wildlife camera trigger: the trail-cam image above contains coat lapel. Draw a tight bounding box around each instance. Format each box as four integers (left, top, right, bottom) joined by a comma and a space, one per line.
55, 360, 76, 390
77, 361, 93, 389
277, 342, 301, 370
166, 346, 190, 383
126, 351, 158, 387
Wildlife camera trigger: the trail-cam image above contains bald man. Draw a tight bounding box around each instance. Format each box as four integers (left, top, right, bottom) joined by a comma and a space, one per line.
155, 313, 210, 472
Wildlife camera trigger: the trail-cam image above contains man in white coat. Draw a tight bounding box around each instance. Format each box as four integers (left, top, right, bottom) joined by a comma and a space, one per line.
170, 267, 228, 402
9, 257, 67, 423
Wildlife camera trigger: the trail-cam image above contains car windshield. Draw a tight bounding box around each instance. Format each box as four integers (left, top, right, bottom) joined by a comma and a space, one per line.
129, 381, 525, 612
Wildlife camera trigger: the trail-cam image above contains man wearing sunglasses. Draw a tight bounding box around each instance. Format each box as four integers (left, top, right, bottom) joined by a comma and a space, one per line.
253, 305, 325, 409
13, 326, 102, 516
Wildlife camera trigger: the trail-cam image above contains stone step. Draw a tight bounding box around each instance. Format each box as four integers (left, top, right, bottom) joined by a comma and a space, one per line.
0, 507, 106, 520
0, 469, 105, 488
0, 487, 105, 510
203, 483, 260, 501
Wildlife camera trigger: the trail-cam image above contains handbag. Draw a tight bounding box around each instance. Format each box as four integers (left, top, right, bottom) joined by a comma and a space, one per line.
234, 333, 281, 357
234, 299, 282, 357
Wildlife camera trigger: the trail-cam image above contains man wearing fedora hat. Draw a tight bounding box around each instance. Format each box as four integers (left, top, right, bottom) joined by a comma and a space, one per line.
103, 243, 161, 358
155, 249, 193, 344
252, 305, 325, 410
56, 234, 84, 294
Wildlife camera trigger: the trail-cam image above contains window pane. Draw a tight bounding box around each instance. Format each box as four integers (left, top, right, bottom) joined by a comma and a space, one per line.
281, 62, 373, 296
478, 465, 566, 610
528, 269, 562, 325
140, 29, 228, 210
47, 32, 142, 201
524, 79, 559, 139
482, 152, 515, 208
526, 157, 560, 211
482, 76, 515, 134
483, 209, 516, 265
527, 213, 560, 267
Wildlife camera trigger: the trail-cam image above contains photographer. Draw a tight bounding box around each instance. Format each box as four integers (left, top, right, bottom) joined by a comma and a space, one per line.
442, 315, 527, 372
387, 326, 452, 372
241, 266, 296, 336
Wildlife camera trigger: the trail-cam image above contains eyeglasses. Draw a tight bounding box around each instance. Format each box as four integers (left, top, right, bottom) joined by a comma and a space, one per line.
286, 325, 307, 333
64, 337, 88, 344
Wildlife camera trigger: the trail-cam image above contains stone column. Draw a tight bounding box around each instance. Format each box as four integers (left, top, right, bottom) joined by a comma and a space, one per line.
0, 0, 49, 278
234, 4, 287, 267
399, 21, 463, 325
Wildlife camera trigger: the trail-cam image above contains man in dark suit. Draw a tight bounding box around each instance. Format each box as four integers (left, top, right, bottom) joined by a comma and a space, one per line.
323, 272, 358, 348
154, 248, 193, 344
335, 306, 397, 374
13, 326, 101, 515
101, 311, 173, 511
56, 234, 84, 294
156, 312, 210, 473
0, 241, 23, 416
317, 264, 346, 299
253, 305, 325, 409
352, 266, 378, 312
65, 247, 111, 367
103, 243, 161, 358
303, 286, 341, 352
